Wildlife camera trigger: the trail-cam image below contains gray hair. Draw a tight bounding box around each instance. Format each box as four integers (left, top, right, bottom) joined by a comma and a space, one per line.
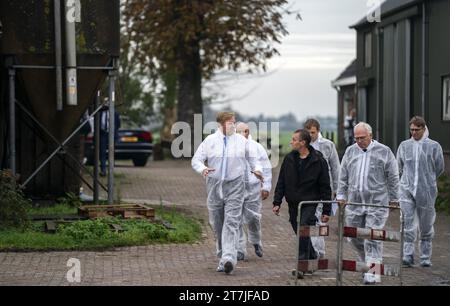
354, 122, 372, 135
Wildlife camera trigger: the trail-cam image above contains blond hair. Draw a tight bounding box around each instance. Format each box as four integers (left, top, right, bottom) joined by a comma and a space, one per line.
216, 112, 235, 124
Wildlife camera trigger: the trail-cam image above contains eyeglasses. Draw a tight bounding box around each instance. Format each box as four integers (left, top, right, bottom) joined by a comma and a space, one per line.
410, 128, 423, 132
355, 136, 368, 141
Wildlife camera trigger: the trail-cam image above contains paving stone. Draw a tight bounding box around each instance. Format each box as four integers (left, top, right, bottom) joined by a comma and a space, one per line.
1, 160, 449, 286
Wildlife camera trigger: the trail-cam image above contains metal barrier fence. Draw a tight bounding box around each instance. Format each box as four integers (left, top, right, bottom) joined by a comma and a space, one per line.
294, 201, 404, 286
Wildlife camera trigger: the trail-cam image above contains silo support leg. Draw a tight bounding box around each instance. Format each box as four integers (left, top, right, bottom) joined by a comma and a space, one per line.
107, 71, 116, 205
8, 68, 16, 176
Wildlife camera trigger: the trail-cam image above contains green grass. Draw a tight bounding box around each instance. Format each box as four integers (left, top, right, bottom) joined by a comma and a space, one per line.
156, 208, 202, 243
27, 204, 78, 216
0, 205, 202, 251
436, 174, 450, 214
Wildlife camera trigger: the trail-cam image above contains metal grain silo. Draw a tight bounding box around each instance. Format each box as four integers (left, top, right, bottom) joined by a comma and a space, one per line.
0, 0, 120, 198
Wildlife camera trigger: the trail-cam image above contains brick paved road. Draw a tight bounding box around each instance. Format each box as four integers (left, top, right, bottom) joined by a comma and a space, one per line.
0, 159, 449, 286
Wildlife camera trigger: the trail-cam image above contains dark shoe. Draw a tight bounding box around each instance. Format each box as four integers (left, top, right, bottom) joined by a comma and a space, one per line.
254, 244, 263, 257
100, 171, 106, 177
291, 269, 304, 279
420, 260, 432, 267
224, 261, 234, 274
237, 252, 245, 261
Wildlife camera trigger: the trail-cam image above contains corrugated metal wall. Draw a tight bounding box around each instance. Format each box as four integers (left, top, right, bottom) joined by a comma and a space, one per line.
382, 19, 411, 151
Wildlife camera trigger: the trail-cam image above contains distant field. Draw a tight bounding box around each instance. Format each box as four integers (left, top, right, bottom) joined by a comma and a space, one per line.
270, 130, 337, 155
278, 131, 292, 155
153, 129, 336, 157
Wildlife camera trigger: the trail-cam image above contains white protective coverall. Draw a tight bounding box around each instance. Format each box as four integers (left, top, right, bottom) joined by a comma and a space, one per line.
337, 140, 399, 283
192, 130, 261, 270
310, 133, 340, 258
237, 136, 272, 258
397, 127, 444, 266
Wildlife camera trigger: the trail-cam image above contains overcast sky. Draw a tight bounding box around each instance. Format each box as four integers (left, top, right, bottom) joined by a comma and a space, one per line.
209, 0, 372, 122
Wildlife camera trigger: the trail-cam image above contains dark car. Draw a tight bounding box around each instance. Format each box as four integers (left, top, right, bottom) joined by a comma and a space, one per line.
84, 117, 153, 167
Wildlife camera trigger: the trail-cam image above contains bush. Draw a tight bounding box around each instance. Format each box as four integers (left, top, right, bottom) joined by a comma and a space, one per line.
58, 218, 113, 241
57, 217, 171, 243
121, 220, 169, 241
0, 170, 31, 228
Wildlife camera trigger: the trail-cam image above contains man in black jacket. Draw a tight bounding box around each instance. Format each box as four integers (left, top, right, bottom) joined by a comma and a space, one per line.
273, 129, 332, 261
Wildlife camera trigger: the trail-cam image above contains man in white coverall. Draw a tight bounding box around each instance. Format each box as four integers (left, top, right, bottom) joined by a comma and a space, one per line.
304, 118, 340, 259
397, 116, 444, 268
336, 122, 399, 284
235, 122, 272, 260
191, 112, 262, 275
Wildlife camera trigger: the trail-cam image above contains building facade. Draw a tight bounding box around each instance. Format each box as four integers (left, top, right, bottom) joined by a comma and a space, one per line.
332, 59, 357, 154
351, 0, 450, 172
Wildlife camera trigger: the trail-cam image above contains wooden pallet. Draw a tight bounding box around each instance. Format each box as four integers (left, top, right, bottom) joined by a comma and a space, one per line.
78, 204, 155, 220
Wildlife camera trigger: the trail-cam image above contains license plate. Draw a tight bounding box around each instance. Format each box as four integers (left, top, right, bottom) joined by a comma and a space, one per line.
121, 136, 138, 143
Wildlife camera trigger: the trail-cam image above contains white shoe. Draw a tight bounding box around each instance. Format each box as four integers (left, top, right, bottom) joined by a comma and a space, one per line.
363, 273, 380, 285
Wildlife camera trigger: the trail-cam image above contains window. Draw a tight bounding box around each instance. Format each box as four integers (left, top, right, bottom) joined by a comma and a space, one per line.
358, 87, 367, 122
364, 32, 372, 68
444, 76, 450, 121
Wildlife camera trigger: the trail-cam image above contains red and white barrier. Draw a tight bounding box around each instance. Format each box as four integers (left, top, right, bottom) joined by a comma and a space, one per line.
296, 258, 400, 277
343, 226, 400, 242
298, 225, 329, 237
341, 260, 400, 276
297, 259, 335, 272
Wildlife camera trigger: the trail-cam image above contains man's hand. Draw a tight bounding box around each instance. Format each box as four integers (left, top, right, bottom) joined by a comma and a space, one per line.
336, 199, 346, 207
261, 190, 269, 200
389, 201, 400, 209
272, 205, 280, 216
252, 170, 264, 182
321, 215, 330, 223
202, 168, 215, 177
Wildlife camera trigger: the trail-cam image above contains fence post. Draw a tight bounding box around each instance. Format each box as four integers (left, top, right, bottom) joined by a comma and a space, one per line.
336, 203, 345, 286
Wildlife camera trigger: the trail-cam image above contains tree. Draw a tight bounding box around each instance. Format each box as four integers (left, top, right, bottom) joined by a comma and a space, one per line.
123, 0, 290, 131
158, 70, 178, 143
118, 0, 155, 127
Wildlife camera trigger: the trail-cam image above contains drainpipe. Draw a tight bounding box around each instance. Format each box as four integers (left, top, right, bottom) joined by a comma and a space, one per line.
421, 1, 428, 118
64, 0, 81, 106
54, 0, 63, 111
376, 27, 382, 140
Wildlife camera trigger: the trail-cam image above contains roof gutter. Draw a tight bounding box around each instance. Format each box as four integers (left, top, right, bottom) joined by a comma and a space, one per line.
350, 0, 422, 29
331, 76, 356, 88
